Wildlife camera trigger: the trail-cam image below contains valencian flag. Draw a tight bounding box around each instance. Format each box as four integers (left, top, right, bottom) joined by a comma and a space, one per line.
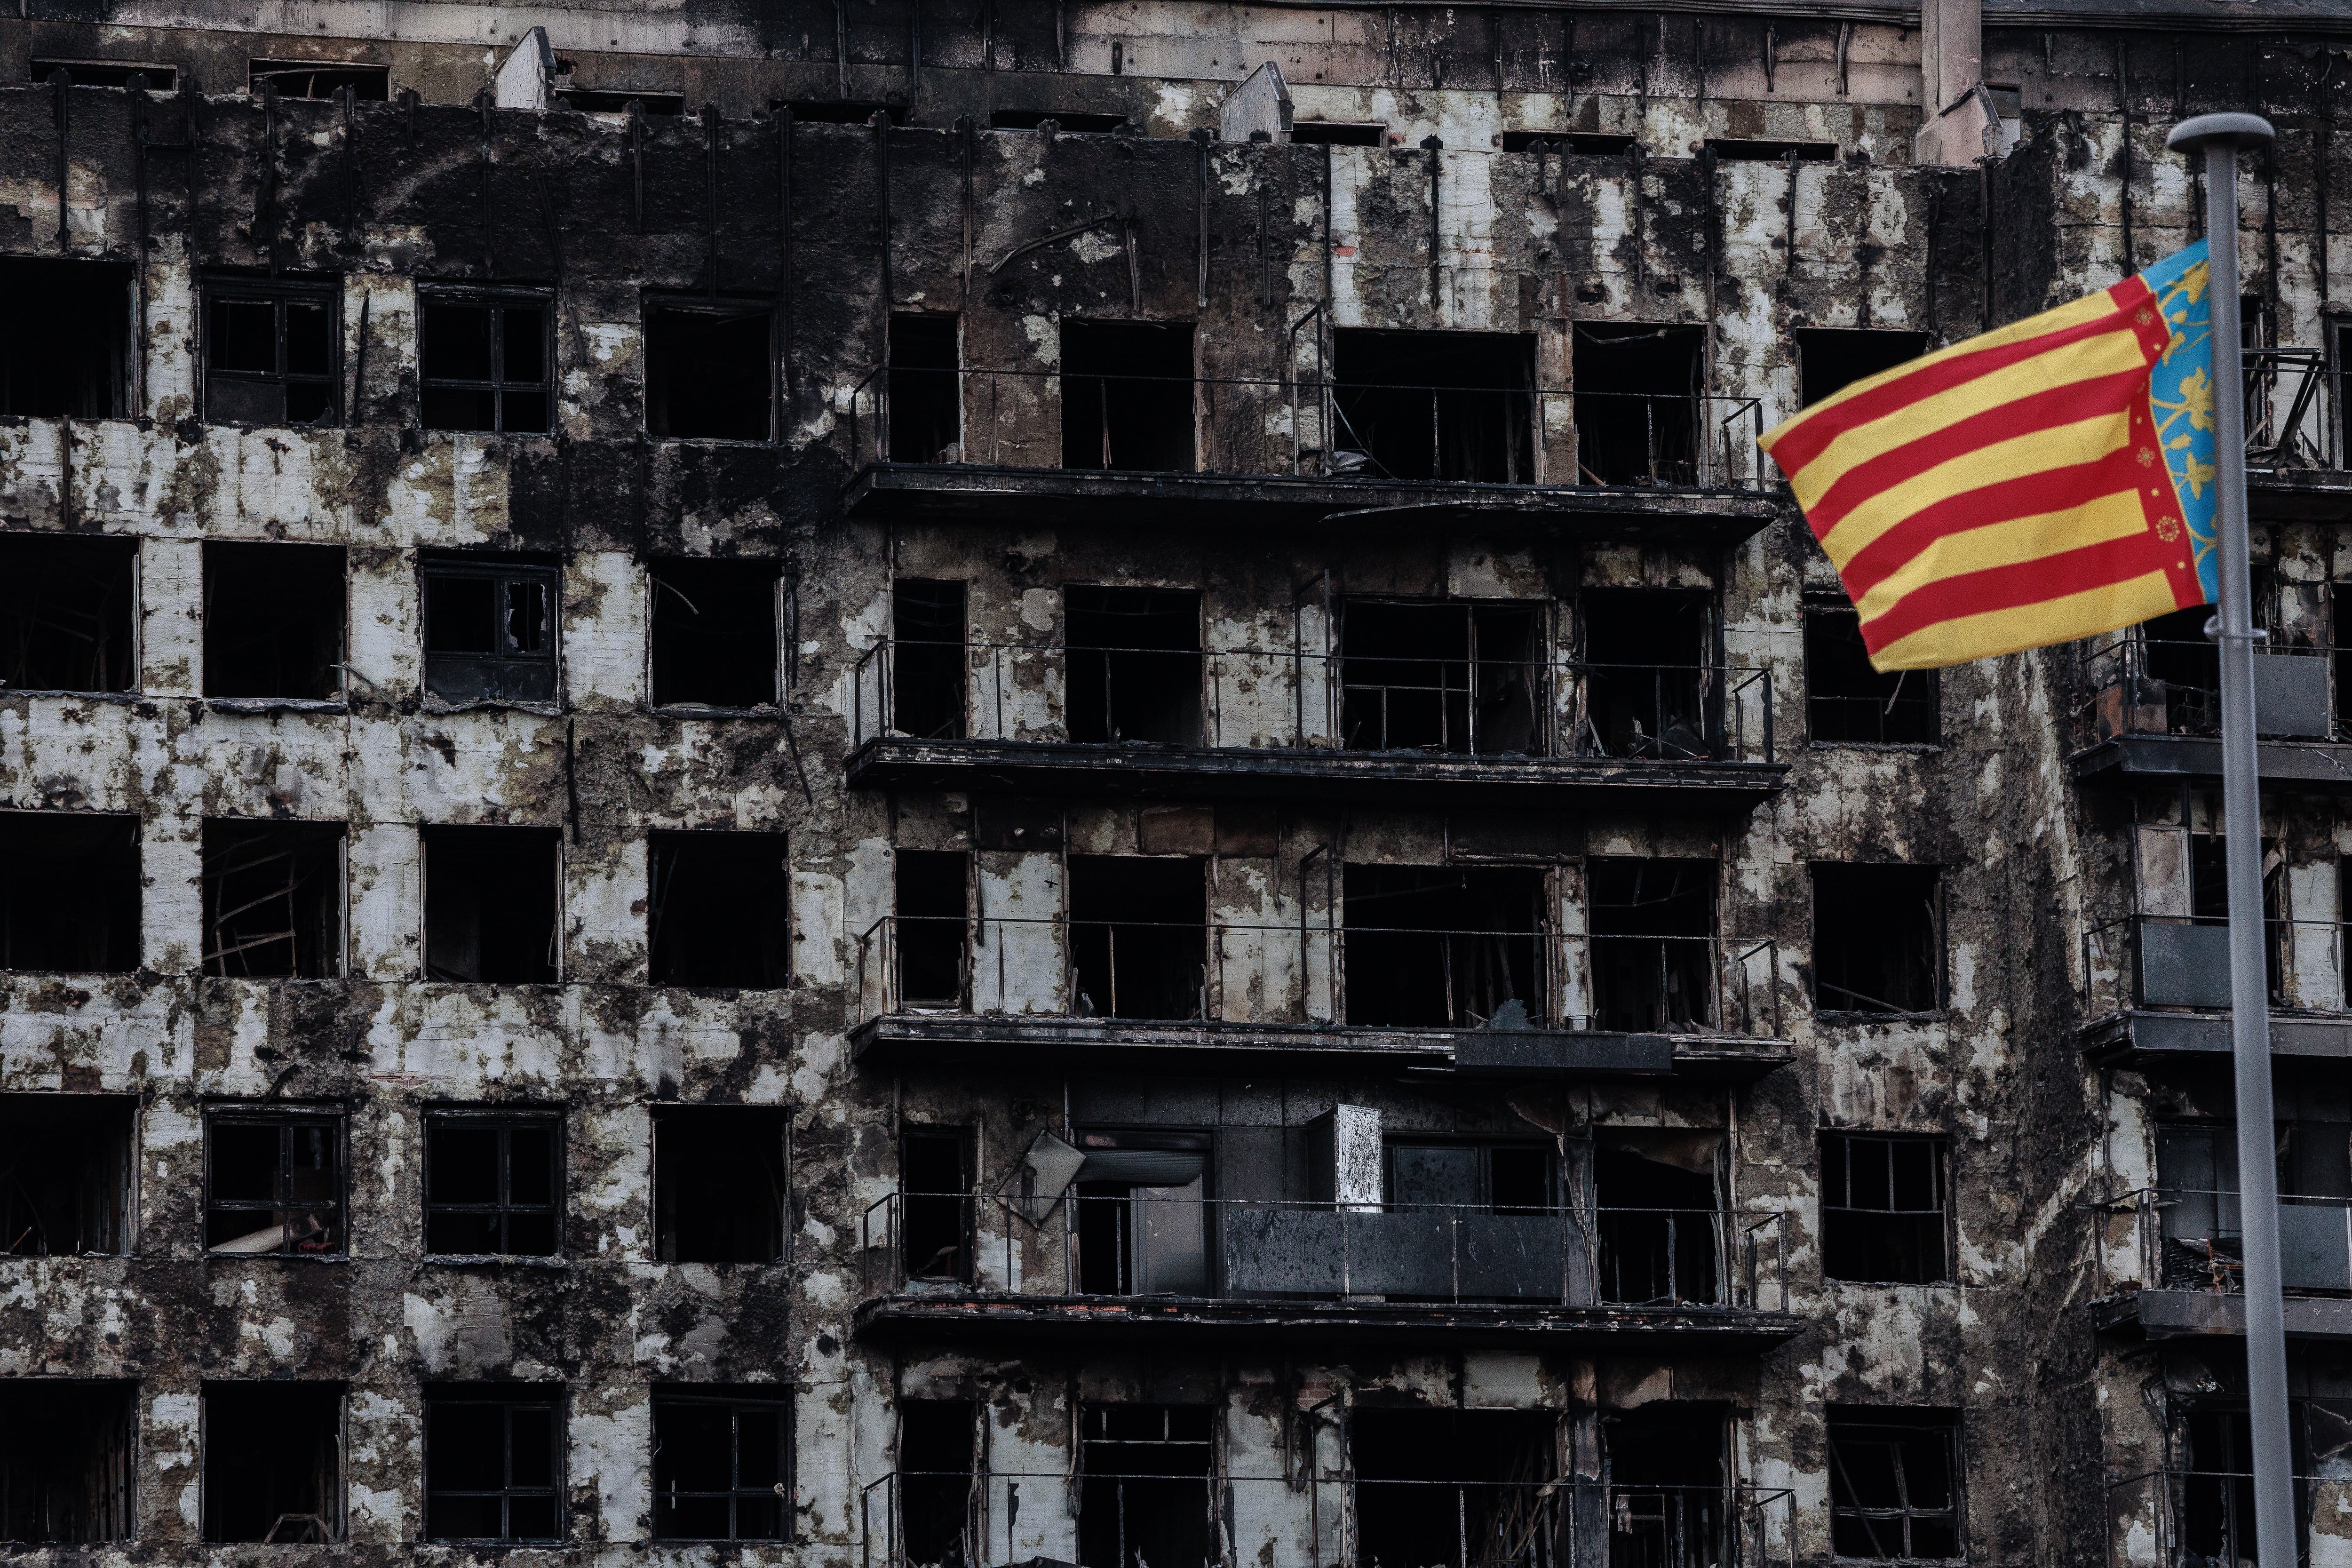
1758, 240, 2220, 671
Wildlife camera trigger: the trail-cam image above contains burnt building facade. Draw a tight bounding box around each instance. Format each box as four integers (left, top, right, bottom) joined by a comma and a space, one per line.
0, 1, 2348, 1565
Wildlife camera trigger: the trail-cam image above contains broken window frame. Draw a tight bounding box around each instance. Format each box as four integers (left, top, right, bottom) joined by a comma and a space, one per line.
200, 273, 342, 428
645, 557, 785, 712
1329, 328, 1541, 485
200, 819, 348, 979
422, 1384, 566, 1543
0, 1379, 136, 1544
30, 59, 178, 90
420, 824, 564, 985
0, 1094, 135, 1258
1826, 1411, 1963, 1561
1076, 1405, 1216, 1568
203, 1108, 346, 1259
643, 293, 778, 444
0, 531, 139, 695
1810, 862, 1946, 1017
1819, 1132, 1952, 1285
246, 60, 389, 99
650, 1389, 794, 1543
422, 1109, 563, 1259
1803, 599, 1939, 747
200, 1380, 346, 1544
556, 87, 686, 116
418, 283, 555, 436
420, 555, 561, 706
1336, 596, 1552, 757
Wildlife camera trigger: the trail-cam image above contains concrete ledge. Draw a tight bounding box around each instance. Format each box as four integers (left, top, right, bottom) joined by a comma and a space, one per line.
2071, 734, 2352, 792
2093, 1288, 2352, 1340
2082, 1009, 2352, 1066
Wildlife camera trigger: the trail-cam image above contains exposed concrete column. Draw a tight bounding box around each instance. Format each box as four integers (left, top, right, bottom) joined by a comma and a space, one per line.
1914, 0, 1998, 167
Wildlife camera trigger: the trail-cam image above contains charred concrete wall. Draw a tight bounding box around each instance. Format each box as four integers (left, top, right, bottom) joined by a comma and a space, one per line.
0, 4, 2349, 1568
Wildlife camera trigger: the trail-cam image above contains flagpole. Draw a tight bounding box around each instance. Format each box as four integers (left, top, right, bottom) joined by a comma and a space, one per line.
2169, 111, 2290, 1568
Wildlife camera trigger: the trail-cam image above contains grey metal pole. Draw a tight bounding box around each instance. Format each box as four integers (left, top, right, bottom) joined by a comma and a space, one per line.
2169, 110, 2290, 1568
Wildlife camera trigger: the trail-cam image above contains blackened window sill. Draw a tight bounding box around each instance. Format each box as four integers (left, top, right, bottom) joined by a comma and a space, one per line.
419, 695, 564, 718
422, 1254, 569, 1269
1812, 1009, 1951, 1026
1804, 740, 1943, 755
0, 686, 144, 703
649, 703, 785, 720
206, 696, 349, 715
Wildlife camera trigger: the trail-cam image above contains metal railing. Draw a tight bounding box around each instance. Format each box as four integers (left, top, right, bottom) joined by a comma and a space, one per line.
859, 1191, 1790, 1313
850, 639, 1775, 764
860, 1468, 1796, 1568
842, 364, 1773, 490
2106, 1466, 2337, 1568
2244, 347, 2344, 471
854, 914, 1781, 1039
2079, 913, 2340, 1017
2080, 634, 2340, 745
2093, 1187, 2352, 1299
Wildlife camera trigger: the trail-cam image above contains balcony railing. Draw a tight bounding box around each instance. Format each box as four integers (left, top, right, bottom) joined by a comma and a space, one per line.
2244, 347, 2348, 471
2080, 913, 2339, 1017
855, 914, 1781, 1039
2106, 1466, 2341, 1568
2095, 1187, 2352, 1298
2081, 635, 2339, 746
859, 1469, 1796, 1568
850, 640, 1775, 764
859, 1191, 1789, 1313
842, 365, 1772, 490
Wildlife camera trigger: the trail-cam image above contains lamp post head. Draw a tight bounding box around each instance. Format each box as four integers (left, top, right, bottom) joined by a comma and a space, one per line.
2168, 112, 2276, 153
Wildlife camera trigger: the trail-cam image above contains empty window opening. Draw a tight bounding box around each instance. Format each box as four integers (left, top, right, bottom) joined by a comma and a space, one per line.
647, 830, 790, 988
556, 88, 686, 116
645, 299, 772, 442
203, 541, 346, 700
890, 580, 967, 740
1388, 1139, 1556, 1213
1339, 598, 1544, 756
421, 289, 551, 434
422, 556, 558, 704
1796, 328, 1929, 408
2155, 1119, 2349, 1289
1827, 1411, 1962, 1560
1573, 323, 1704, 486
897, 1402, 978, 1568
894, 850, 969, 1010
2180, 1406, 2315, 1566
424, 1385, 563, 1541
1060, 320, 1195, 472
1503, 131, 1637, 155
1068, 856, 1206, 1021
1588, 858, 1718, 1032
1066, 585, 1203, 746
1343, 863, 1547, 1028
888, 314, 961, 463
206, 1110, 342, 1257
1805, 601, 1937, 745
203, 277, 339, 426
652, 1389, 790, 1541
650, 558, 781, 708
0, 259, 128, 417
425, 1112, 560, 1258
0, 533, 136, 694
202, 820, 345, 979
1576, 589, 1713, 759
1351, 1409, 1558, 1568
780, 99, 905, 124
990, 109, 1127, 133
248, 61, 388, 99
1331, 329, 1536, 483
1079, 1407, 1213, 1568
32, 60, 176, 90
2189, 834, 2286, 1003
203, 1382, 343, 1543
1293, 121, 1384, 146
1811, 863, 1941, 1014
900, 1128, 974, 1281
1821, 1133, 1950, 1284
0, 1094, 132, 1258
0, 1381, 133, 1543
1592, 1131, 1723, 1305
1073, 1135, 1209, 1295
0, 812, 139, 974
1705, 138, 1837, 162
1605, 1403, 1728, 1564
422, 826, 559, 984
653, 1107, 787, 1264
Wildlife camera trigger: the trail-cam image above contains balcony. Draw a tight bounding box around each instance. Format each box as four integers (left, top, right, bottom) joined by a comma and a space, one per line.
851, 915, 1789, 1078
838, 364, 1780, 543
2108, 1465, 2350, 1568
2091, 1187, 2352, 1340
854, 1191, 1798, 1350
2078, 914, 2352, 1066
2242, 346, 2352, 520
2072, 633, 2352, 792
846, 640, 1785, 810
858, 1468, 1796, 1568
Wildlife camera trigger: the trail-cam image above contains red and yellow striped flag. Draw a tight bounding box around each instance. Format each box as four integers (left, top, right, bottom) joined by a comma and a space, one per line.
1758, 240, 2219, 671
